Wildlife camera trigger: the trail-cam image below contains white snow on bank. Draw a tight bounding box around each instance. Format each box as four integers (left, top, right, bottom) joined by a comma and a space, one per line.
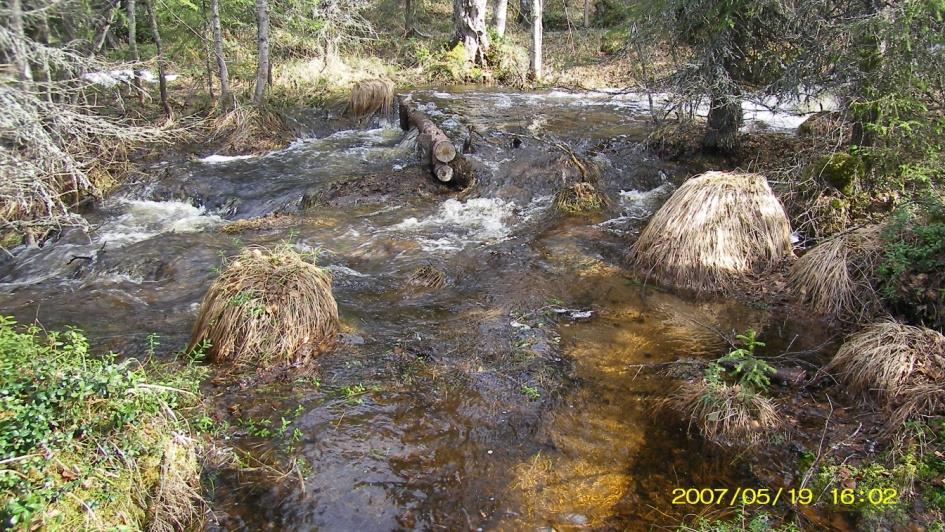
96, 200, 222, 247
82, 69, 179, 87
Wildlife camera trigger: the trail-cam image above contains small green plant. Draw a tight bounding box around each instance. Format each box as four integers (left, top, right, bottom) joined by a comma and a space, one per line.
521, 384, 541, 401
705, 329, 775, 393
0, 316, 204, 529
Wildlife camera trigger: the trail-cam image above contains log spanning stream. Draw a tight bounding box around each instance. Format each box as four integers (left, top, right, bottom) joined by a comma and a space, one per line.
0, 89, 832, 529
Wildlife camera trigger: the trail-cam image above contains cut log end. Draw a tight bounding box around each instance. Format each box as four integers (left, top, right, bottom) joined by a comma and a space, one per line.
434, 163, 454, 182
433, 140, 457, 163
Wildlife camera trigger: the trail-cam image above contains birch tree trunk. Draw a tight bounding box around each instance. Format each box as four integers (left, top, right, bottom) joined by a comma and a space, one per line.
126, 0, 142, 100
492, 0, 507, 37
452, 0, 489, 65
143, 0, 171, 118
201, 0, 214, 101
253, 0, 270, 104
9, 0, 33, 83
530, 0, 542, 81
210, 0, 233, 109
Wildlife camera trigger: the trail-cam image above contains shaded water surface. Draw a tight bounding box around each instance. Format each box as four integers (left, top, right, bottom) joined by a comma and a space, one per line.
0, 89, 829, 529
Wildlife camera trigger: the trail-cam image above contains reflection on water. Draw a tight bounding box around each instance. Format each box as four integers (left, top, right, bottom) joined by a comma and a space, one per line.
0, 89, 830, 529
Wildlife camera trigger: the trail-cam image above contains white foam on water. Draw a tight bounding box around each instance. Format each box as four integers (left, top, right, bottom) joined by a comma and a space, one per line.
198, 153, 258, 164
327, 264, 368, 277
96, 200, 222, 247
391, 198, 517, 251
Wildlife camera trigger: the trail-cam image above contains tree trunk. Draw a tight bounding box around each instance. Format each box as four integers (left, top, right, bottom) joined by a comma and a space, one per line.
91, 0, 120, 54
253, 0, 270, 105
404, 0, 415, 36
143, 0, 171, 118
452, 0, 489, 65
583, 0, 590, 27
201, 0, 214, 101
399, 96, 473, 188
529, 0, 542, 81
9, 0, 33, 83
209, 0, 232, 109
126, 0, 142, 101
517, 0, 530, 25
492, 0, 507, 37
702, 95, 743, 154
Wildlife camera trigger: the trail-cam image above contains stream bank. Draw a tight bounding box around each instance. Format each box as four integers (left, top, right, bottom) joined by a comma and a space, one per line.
0, 88, 888, 529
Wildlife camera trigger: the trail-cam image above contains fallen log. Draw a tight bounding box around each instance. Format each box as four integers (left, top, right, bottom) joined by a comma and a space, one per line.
399, 95, 473, 187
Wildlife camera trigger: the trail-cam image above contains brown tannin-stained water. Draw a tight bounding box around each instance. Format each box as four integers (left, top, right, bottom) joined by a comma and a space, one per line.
0, 89, 830, 530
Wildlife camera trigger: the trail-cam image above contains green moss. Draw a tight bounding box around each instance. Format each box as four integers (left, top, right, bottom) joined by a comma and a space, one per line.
0, 317, 206, 530
0, 231, 23, 250
811, 152, 865, 196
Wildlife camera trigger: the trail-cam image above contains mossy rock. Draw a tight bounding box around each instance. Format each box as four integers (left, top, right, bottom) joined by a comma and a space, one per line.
810, 152, 865, 196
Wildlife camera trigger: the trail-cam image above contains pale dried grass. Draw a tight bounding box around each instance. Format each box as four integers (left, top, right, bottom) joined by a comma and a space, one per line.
666, 380, 783, 447
406, 265, 446, 289
148, 433, 202, 532
827, 321, 945, 425
630, 171, 794, 293
553, 182, 610, 214
788, 225, 884, 324
189, 246, 339, 366
347, 79, 393, 123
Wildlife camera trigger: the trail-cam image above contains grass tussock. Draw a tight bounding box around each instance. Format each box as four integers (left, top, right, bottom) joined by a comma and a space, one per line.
788, 225, 884, 324
666, 379, 783, 447
189, 246, 339, 367
827, 321, 945, 426
220, 213, 295, 234
406, 265, 446, 289
208, 105, 289, 155
347, 79, 394, 124
0, 317, 205, 530
553, 182, 610, 214
630, 171, 794, 293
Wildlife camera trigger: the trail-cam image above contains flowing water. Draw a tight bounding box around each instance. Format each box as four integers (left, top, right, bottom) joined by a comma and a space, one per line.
0, 89, 833, 529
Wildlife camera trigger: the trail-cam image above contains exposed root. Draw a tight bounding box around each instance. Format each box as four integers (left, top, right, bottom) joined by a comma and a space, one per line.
630, 171, 794, 293
826, 321, 945, 427
788, 225, 884, 324
665, 380, 783, 447
189, 246, 340, 367
347, 79, 393, 124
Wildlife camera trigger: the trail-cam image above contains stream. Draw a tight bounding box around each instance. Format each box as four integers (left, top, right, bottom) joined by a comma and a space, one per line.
0, 88, 834, 529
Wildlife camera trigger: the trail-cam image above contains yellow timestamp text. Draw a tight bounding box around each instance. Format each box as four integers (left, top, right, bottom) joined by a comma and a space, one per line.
670, 487, 899, 506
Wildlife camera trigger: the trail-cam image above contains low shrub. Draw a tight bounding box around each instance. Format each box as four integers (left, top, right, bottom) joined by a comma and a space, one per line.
0, 317, 205, 530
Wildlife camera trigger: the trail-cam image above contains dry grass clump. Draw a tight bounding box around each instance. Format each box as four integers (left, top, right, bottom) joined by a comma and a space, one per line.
630, 171, 794, 293
148, 433, 203, 532
667, 380, 783, 447
827, 321, 945, 426
208, 105, 288, 155
406, 264, 446, 289
220, 213, 295, 234
347, 79, 393, 123
189, 246, 339, 366
788, 225, 884, 324
553, 182, 610, 214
